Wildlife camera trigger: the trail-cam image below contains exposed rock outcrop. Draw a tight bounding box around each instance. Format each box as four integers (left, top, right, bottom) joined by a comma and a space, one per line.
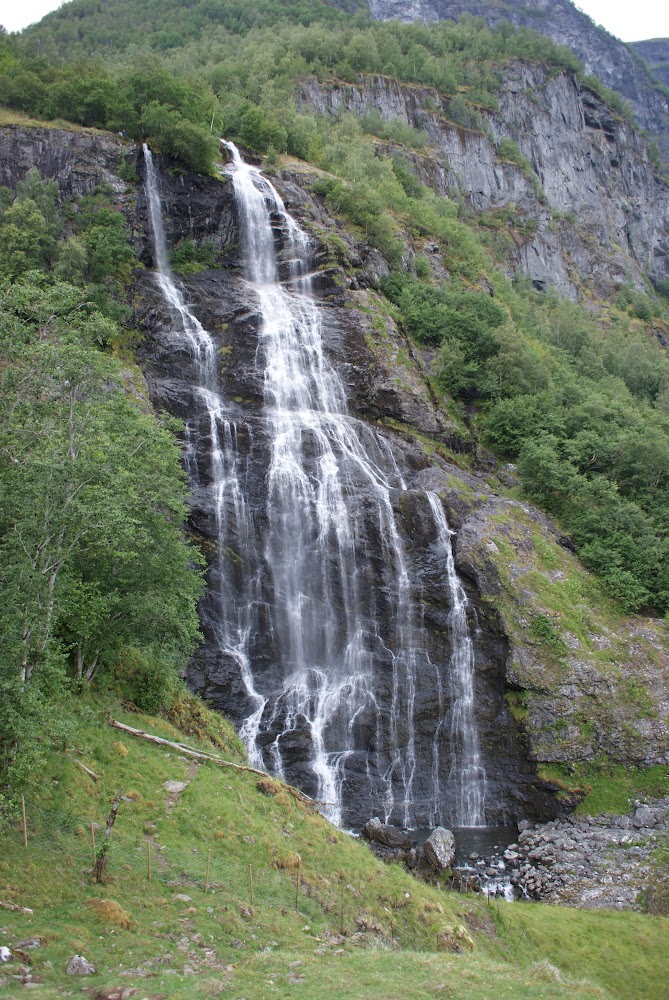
299, 65, 669, 298
632, 39, 669, 91
0, 125, 130, 201
509, 799, 669, 908
363, 0, 669, 168
452, 496, 669, 770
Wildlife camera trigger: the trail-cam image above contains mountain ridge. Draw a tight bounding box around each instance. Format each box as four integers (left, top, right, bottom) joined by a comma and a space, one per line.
360, 0, 669, 167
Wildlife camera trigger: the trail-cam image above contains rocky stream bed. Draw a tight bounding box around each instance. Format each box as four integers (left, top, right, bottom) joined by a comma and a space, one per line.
362, 798, 669, 910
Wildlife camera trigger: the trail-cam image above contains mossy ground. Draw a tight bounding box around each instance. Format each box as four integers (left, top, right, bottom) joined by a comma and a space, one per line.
475, 502, 669, 767
0, 110, 123, 134
0, 694, 667, 998
537, 762, 669, 816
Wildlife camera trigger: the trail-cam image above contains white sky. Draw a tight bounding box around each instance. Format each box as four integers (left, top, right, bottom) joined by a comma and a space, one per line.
1, 0, 668, 41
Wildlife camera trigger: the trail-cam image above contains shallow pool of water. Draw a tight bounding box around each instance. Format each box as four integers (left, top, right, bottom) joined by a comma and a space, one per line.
409, 825, 518, 864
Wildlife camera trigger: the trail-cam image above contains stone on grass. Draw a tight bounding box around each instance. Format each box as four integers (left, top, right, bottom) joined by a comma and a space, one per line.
13, 939, 46, 950
633, 806, 662, 828
66, 955, 96, 975
164, 780, 187, 793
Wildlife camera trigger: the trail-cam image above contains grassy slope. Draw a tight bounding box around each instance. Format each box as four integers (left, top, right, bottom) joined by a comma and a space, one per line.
0, 695, 667, 999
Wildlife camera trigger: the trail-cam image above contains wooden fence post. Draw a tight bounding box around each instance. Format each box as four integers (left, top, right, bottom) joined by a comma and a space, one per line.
91, 821, 96, 869
295, 857, 301, 910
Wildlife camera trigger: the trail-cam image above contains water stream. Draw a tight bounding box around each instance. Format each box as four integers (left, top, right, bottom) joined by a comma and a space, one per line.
143, 142, 487, 831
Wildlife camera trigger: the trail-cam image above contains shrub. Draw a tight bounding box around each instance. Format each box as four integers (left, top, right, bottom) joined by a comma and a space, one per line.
112, 647, 178, 714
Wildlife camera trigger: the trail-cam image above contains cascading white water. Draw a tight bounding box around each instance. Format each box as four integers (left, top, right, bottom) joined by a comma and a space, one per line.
144, 139, 487, 829
143, 144, 268, 768
427, 493, 486, 827
224, 141, 425, 826
143, 146, 214, 372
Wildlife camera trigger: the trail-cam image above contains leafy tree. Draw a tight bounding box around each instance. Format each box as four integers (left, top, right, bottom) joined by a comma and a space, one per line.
140, 101, 219, 172
0, 176, 204, 798
0, 200, 53, 279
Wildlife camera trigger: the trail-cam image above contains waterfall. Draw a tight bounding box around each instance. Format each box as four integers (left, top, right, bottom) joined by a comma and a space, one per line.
143, 144, 267, 769
427, 493, 486, 827
143, 140, 487, 829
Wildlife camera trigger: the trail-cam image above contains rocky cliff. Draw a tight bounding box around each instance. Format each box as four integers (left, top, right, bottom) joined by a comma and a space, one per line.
631, 39, 669, 90
299, 63, 669, 299
1, 121, 668, 828
362, 0, 669, 168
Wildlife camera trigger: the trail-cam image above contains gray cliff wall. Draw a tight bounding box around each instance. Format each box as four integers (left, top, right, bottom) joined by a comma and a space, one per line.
631, 39, 669, 91
299, 65, 669, 298
364, 0, 669, 167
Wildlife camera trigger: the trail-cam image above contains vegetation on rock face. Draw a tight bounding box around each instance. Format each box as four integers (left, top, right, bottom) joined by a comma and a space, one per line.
382, 267, 669, 614
1, 0, 616, 175
0, 169, 204, 806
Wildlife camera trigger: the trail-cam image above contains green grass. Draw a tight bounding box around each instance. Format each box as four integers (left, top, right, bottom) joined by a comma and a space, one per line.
494, 904, 669, 1000
0, 109, 121, 134
575, 764, 669, 815
535, 762, 669, 815
226, 949, 613, 999
0, 694, 667, 998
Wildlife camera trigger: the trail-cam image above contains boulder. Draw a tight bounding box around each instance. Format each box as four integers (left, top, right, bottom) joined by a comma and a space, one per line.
633, 806, 663, 829
66, 955, 96, 975
163, 780, 188, 794
362, 817, 412, 850
423, 827, 456, 872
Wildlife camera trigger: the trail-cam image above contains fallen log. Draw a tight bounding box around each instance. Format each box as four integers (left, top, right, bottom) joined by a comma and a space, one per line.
75, 760, 100, 782
109, 719, 319, 811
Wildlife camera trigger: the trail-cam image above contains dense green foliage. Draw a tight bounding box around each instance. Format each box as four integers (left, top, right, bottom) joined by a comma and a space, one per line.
384, 270, 669, 613
0, 35, 218, 171
2, 2, 585, 174
0, 171, 204, 801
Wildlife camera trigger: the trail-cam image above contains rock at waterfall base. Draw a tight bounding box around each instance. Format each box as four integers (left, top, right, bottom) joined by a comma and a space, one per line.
362, 817, 412, 850
423, 828, 456, 872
